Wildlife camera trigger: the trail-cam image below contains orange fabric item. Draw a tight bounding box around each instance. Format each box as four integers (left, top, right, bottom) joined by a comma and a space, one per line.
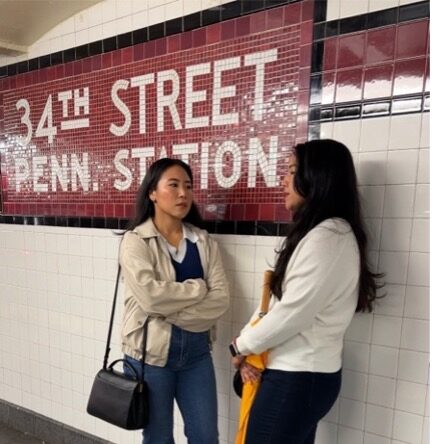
235, 270, 273, 444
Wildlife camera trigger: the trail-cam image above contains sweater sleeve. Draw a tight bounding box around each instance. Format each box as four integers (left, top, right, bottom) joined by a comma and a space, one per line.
236, 227, 351, 355
165, 236, 230, 331
120, 231, 207, 316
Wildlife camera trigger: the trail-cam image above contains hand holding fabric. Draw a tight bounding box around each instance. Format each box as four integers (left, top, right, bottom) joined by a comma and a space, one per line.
240, 362, 262, 383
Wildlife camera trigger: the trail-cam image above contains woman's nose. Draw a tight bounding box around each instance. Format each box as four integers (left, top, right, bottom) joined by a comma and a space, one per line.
178, 186, 187, 197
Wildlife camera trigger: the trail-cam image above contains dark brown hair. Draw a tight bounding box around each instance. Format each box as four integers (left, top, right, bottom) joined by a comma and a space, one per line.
271, 139, 383, 312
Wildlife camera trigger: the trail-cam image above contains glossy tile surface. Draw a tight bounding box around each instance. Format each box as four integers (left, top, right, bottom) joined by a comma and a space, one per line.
0, 2, 313, 221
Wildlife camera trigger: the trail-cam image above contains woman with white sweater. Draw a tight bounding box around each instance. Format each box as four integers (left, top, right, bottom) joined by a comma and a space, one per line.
230, 139, 382, 444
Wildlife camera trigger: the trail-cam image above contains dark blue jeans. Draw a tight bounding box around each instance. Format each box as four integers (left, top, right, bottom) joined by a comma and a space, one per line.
124, 326, 218, 444
245, 368, 342, 444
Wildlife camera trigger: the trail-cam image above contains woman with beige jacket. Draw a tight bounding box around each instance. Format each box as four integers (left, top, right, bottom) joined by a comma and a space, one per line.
120, 158, 229, 444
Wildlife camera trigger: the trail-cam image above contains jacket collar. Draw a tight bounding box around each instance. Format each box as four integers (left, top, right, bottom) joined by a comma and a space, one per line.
133, 218, 201, 241
133, 218, 160, 238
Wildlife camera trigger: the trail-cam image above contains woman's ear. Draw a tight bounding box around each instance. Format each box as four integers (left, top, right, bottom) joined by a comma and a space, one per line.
149, 190, 157, 203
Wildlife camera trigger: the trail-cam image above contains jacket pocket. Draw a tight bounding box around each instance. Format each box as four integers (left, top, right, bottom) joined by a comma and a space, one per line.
122, 305, 148, 336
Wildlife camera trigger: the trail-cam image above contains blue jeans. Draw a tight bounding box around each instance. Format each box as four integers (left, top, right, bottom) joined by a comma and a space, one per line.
124, 326, 218, 444
245, 369, 341, 444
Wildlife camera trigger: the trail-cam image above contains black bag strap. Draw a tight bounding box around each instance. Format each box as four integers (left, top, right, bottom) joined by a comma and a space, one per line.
103, 264, 148, 384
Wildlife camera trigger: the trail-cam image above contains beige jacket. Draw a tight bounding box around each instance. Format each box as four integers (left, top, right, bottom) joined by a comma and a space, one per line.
119, 218, 230, 366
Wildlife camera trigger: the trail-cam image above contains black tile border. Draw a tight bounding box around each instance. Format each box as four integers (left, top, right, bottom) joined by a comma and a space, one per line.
311, 40, 324, 73
0, 214, 291, 236
165, 17, 183, 36
149, 22, 165, 40
366, 7, 398, 30
308, 94, 429, 124
17, 60, 28, 74
132, 27, 149, 44
222, 1, 242, 20
76, 44, 89, 60
0, 0, 304, 80
102, 36, 117, 53
51, 50, 64, 65
118, 31, 133, 49
313, 0, 429, 42
400, 0, 430, 21
89, 40, 103, 56
313, 0, 327, 23
0, 399, 113, 444
242, 0, 265, 14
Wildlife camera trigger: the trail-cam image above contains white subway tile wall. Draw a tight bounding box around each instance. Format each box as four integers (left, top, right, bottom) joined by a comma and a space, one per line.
0, 1, 429, 444
321, 111, 429, 444
0, 0, 234, 67
327, 0, 416, 20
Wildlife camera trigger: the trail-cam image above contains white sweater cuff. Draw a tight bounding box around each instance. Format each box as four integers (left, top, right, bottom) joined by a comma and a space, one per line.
236, 335, 254, 356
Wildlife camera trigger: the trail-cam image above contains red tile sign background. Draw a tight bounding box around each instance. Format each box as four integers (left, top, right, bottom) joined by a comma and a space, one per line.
320, 19, 429, 106
0, 2, 313, 221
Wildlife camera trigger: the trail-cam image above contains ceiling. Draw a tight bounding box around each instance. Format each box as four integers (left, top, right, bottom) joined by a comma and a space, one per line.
0, 0, 102, 56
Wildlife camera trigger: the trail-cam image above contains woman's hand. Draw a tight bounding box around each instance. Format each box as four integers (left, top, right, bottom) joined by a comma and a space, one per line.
239, 362, 262, 383
232, 355, 245, 369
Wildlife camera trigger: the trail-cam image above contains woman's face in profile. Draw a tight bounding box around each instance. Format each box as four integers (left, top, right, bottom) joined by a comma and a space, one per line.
150, 165, 193, 221
282, 155, 305, 212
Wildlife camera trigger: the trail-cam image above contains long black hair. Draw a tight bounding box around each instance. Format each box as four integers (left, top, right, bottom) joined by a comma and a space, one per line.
270, 139, 382, 312
125, 158, 203, 231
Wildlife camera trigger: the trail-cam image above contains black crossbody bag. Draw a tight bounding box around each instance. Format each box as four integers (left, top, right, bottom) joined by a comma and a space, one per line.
87, 265, 149, 430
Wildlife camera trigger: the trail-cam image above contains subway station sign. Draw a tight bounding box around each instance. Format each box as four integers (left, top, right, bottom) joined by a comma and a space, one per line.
1, 2, 312, 220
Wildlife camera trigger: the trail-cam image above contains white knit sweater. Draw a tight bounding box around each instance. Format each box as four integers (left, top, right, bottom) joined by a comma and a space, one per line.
236, 218, 360, 373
